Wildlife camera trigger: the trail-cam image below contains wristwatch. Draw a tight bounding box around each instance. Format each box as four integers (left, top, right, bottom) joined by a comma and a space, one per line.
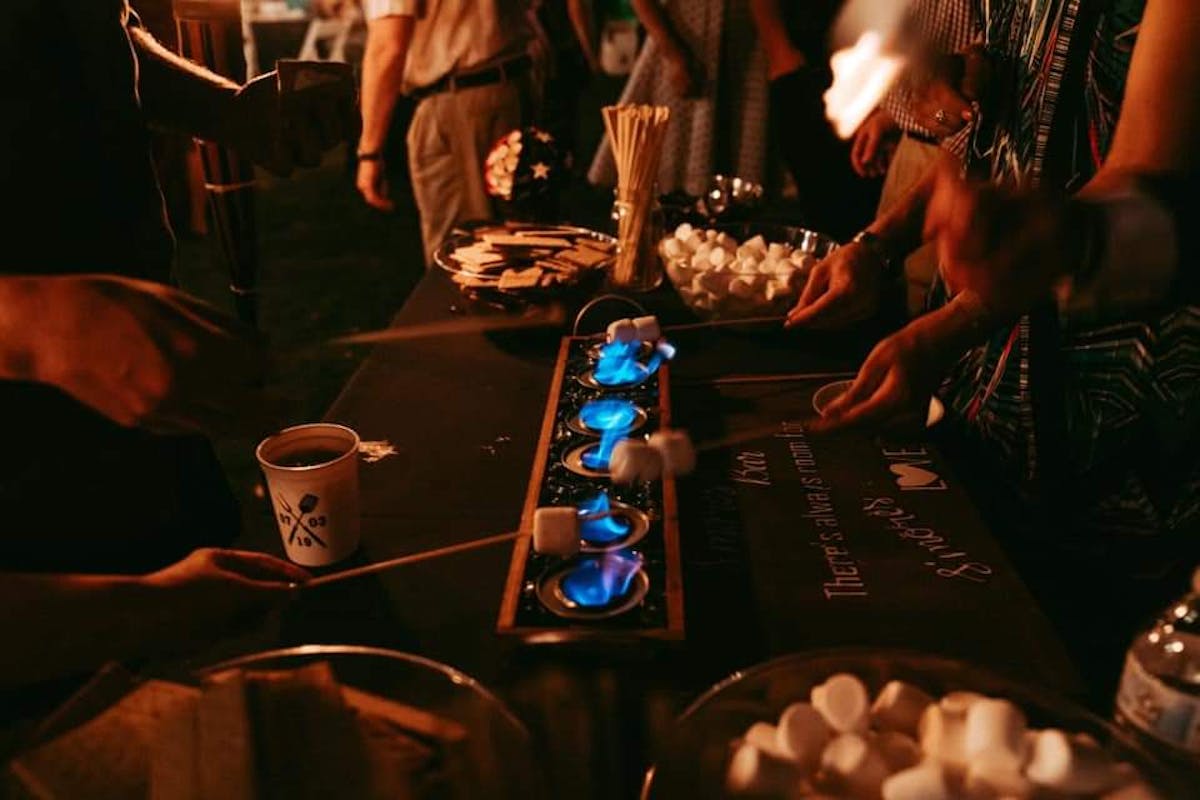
851, 230, 901, 279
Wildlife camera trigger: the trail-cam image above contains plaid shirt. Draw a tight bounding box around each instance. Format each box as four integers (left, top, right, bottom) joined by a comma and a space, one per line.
881, 0, 977, 140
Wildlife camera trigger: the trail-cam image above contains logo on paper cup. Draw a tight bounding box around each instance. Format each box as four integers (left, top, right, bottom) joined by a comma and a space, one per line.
277, 492, 329, 548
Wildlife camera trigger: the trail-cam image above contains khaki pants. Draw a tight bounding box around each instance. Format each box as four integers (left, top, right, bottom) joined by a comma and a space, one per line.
407, 79, 533, 264
878, 134, 942, 317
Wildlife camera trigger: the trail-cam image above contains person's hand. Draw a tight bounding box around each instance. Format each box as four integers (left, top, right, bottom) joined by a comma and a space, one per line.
356, 158, 393, 211
850, 108, 900, 177
8, 275, 269, 434
923, 160, 1085, 318
908, 48, 990, 138
809, 319, 956, 433
143, 548, 310, 650
226, 63, 359, 176
785, 240, 889, 329
765, 43, 807, 81
662, 41, 702, 97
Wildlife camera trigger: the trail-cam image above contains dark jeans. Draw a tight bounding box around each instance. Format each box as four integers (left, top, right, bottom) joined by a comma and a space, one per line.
769, 67, 882, 242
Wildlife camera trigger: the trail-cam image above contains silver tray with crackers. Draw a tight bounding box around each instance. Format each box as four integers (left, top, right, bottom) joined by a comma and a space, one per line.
434, 222, 617, 300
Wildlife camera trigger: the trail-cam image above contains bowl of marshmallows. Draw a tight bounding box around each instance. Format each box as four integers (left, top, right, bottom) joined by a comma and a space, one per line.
660, 222, 839, 321
643, 649, 1182, 800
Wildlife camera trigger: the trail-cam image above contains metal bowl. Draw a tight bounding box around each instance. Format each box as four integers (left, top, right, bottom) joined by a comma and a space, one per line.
661, 222, 839, 322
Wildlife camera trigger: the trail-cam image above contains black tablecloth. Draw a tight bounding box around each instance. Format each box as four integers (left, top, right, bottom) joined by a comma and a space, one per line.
234, 270, 1086, 798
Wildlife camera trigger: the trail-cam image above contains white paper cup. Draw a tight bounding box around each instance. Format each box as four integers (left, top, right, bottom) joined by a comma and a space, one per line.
256, 423, 361, 567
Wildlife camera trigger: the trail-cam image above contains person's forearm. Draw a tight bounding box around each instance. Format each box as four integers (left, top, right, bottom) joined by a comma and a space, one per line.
128, 25, 238, 142
865, 162, 938, 256
0, 574, 169, 687
0, 277, 40, 383
630, 0, 685, 52
909, 289, 1007, 355
358, 17, 414, 155
748, 0, 800, 60
567, 0, 599, 68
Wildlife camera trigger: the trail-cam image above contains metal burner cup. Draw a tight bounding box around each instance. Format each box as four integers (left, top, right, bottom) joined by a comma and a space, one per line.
537, 554, 650, 619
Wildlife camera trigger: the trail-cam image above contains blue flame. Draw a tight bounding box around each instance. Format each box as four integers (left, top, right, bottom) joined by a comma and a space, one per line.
560, 551, 644, 607
582, 427, 626, 470
579, 399, 638, 432
593, 339, 676, 387
594, 340, 644, 386
577, 491, 631, 544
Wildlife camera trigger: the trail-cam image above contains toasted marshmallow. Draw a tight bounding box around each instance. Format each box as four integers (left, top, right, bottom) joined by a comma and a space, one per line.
531, 507, 580, 557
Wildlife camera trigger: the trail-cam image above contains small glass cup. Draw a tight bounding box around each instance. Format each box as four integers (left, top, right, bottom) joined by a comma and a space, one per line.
256, 423, 361, 567
609, 190, 664, 293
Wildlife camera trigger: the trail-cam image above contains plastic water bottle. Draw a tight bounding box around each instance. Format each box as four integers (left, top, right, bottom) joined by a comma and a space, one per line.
1114, 566, 1200, 774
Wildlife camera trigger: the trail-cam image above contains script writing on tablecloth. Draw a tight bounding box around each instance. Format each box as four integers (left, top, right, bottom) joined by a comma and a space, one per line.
723, 420, 997, 601
671, 375, 1078, 689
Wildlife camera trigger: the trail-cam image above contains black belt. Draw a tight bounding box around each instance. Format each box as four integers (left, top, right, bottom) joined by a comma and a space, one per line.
409, 54, 532, 101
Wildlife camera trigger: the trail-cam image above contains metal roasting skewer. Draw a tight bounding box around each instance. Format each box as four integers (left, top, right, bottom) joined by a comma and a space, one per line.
300, 508, 626, 589
286, 310, 786, 356
299, 418, 806, 589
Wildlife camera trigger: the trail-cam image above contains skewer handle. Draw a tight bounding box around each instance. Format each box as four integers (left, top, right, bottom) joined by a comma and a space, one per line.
302, 530, 525, 588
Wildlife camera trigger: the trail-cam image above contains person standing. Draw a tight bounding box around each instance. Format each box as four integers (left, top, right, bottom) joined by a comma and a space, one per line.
356, 0, 546, 263
587, 0, 770, 200
748, 0, 877, 243
848, 0, 979, 316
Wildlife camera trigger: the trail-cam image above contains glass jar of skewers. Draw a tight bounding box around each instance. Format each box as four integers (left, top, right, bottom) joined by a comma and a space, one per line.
609, 187, 665, 292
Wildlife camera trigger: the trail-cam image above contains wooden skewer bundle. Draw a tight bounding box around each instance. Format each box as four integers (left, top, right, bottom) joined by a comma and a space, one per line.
602, 104, 671, 288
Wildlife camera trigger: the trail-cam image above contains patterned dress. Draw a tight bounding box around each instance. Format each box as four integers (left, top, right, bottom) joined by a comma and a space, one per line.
586, 0, 769, 197
937, 0, 1200, 551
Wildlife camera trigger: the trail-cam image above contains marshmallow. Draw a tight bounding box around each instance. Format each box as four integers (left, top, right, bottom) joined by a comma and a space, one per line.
874, 731, 921, 773
647, 429, 696, 476
632, 315, 661, 342
725, 740, 800, 796
705, 228, 718, 241
737, 255, 759, 273
693, 241, 714, 262
674, 222, 694, 241
531, 507, 580, 557
729, 275, 757, 299
964, 752, 1034, 799
811, 673, 870, 734
715, 232, 737, 251
609, 439, 663, 484
767, 242, 789, 259
1025, 729, 1121, 795
743, 234, 767, 254
918, 704, 968, 770
764, 280, 789, 303
820, 734, 889, 799
964, 699, 1027, 771
776, 702, 830, 771
743, 722, 787, 757
682, 231, 704, 252
709, 247, 731, 268
940, 691, 986, 715
662, 237, 685, 259
871, 681, 934, 735
881, 763, 958, 800
606, 318, 637, 344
